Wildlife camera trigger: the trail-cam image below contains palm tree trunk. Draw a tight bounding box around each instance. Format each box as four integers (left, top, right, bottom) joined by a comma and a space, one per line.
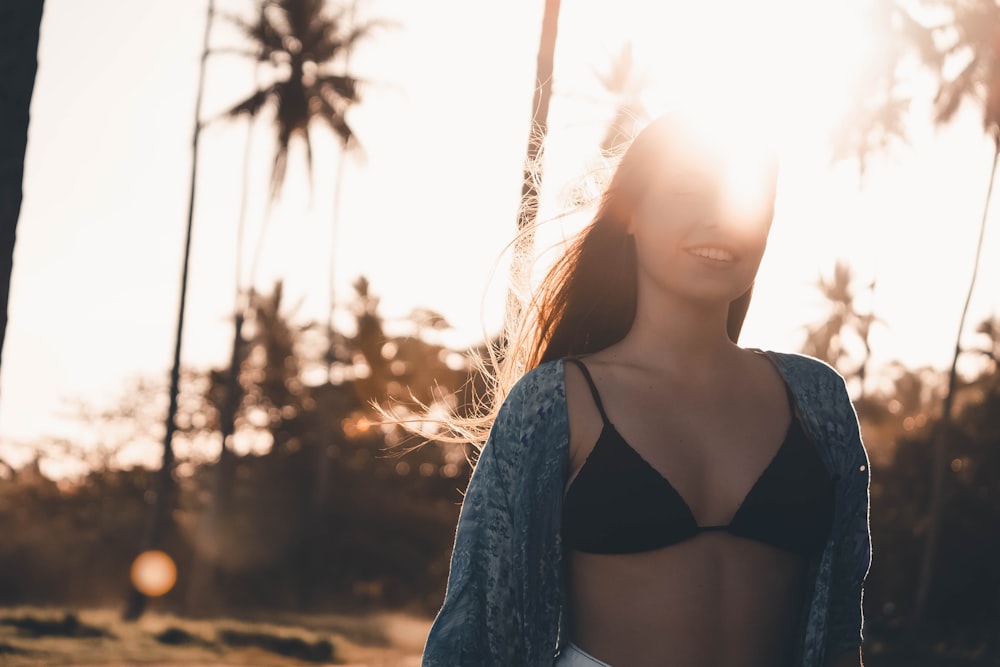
506, 0, 561, 329
0, 0, 45, 390
316, 153, 345, 511
185, 17, 264, 611
217, 117, 256, 474
218, 70, 259, 467
910, 138, 999, 632
123, 0, 216, 622
315, 0, 359, 512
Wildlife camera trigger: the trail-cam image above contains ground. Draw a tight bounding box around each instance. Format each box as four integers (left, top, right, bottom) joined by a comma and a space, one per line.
0, 606, 429, 666
2, 607, 993, 666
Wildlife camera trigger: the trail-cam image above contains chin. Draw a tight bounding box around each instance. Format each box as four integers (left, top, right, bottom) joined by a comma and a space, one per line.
673, 279, 755, 305
640, 265, 756, 306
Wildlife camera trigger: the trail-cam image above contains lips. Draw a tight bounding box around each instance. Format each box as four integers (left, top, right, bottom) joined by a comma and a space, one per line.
685, 246, 737, 262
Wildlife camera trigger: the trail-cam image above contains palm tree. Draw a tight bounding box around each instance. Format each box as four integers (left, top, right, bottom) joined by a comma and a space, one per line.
184, 5, 267, 612
319, 0, 361, 508
914, 133, 998, 630
902, 1, 1000, 632
124, 0, 217, 622
508, 0, 562, 330
0, 0, 45, 392
559, 44, 650, 212
219, 0, 367, 199
839, 0, 1000, 632
595, 43, 650, 157
217, 0, 374, 510
833, 1, 939, 172
801, 260, 878, 395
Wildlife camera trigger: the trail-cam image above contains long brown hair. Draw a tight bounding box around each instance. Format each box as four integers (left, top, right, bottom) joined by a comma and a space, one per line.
437, 116, 768, 450
377, 117, 770, 453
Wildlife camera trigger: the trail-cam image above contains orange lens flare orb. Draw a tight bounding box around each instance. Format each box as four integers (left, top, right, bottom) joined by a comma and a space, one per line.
130, 550, 177, 597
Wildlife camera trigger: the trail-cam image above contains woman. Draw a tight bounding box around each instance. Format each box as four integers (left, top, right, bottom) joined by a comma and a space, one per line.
420, 115, 871, 667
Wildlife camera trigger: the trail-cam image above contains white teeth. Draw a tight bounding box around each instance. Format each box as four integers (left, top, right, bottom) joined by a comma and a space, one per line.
689, 247, 734, 262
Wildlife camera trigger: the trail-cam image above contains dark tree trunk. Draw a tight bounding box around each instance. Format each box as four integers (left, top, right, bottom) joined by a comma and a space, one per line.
910, 140, 1000, 632
517, 0, 561, 233
123, 0, 216, 621
507, 0, 561, 326
0, 0, 45, 390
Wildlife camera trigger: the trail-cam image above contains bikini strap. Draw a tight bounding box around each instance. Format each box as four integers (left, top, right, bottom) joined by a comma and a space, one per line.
564, 357, 611, 425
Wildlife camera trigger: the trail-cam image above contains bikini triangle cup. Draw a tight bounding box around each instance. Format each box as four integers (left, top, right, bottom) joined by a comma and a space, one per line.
560, 356, 834, 555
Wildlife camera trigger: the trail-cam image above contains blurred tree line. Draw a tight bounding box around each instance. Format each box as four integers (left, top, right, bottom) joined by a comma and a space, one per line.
0, 267, 998, 660
1, 0, 999, 661
804, 262, 1000, 660
0, 278, 474, 616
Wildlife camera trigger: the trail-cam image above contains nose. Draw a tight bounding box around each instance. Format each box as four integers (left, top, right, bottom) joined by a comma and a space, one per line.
708, 188, 774, 237
719, 159, 777, 225
697, 213, 770, 251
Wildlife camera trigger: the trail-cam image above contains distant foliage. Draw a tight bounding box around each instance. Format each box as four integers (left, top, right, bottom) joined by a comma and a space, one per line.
804, 267, 1000, 656
0, 277, 473, 614
862, 351, 1000, 654
801, 260, 878, 396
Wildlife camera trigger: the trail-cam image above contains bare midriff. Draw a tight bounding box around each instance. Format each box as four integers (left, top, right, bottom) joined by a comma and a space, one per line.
567, 533, 807, 667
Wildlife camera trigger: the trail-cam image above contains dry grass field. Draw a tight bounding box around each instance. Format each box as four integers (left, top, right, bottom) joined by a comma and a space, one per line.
0, 606, 429, 666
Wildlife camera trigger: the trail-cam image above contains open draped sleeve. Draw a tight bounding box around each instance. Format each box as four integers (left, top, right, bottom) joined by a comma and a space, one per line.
824, 372, 872, 661
421, 381, 526, 665
768, 351, 873, 667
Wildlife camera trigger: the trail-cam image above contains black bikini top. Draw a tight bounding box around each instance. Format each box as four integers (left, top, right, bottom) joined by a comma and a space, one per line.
561, 357, 835, 556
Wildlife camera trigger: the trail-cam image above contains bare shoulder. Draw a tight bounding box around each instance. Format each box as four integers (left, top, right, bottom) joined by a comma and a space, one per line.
740, 346, 789, 393
566, 345, 649, 384
561, 348, 637, 420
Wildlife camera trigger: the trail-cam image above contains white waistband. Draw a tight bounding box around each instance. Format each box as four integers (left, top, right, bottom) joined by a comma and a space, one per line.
555, 642, 614, 667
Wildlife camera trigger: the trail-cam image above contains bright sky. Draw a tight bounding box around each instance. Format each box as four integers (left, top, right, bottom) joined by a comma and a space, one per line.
2, 0, 999, 469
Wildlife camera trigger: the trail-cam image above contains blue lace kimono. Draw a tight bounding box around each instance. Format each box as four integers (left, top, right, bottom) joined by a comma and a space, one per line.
422, 352, 871, 666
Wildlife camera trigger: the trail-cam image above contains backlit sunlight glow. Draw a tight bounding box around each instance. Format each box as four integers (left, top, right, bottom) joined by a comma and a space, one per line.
628, 1, 872, 136
130, 550, 177, 597
609, 0, 875, 218
528, 1, 883, 319
661, 112, 781, 227
720, 149, 780, 227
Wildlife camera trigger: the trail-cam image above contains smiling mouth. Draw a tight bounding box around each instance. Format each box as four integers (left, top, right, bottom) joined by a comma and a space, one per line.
686, 246, 736, 262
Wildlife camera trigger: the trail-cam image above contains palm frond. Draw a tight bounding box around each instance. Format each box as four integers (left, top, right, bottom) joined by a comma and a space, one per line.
209, 47, 262, 60
215, 0, 382, 198
303, 128, 316, 202
307, 17, 387, 64
317, 73, 358, 103
895, 4, 942, 69
950, 0, 1000, 53
219, 10, 284, 60
831, 92, 911, 171
596, 43, 644, 96
270, 122, 292, 199
222, 87, 273, 119
342, 18, 396, 47
985, 63, 1000, 139
934, 54, 982, 124
316, 93, 354, 147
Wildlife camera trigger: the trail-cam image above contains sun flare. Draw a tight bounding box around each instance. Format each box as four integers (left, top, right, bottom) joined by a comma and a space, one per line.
566, 0, 878, 235
610, 0, 873, 160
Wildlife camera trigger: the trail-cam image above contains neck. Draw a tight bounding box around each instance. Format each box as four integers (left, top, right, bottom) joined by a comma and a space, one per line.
615, 281, 742, 375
